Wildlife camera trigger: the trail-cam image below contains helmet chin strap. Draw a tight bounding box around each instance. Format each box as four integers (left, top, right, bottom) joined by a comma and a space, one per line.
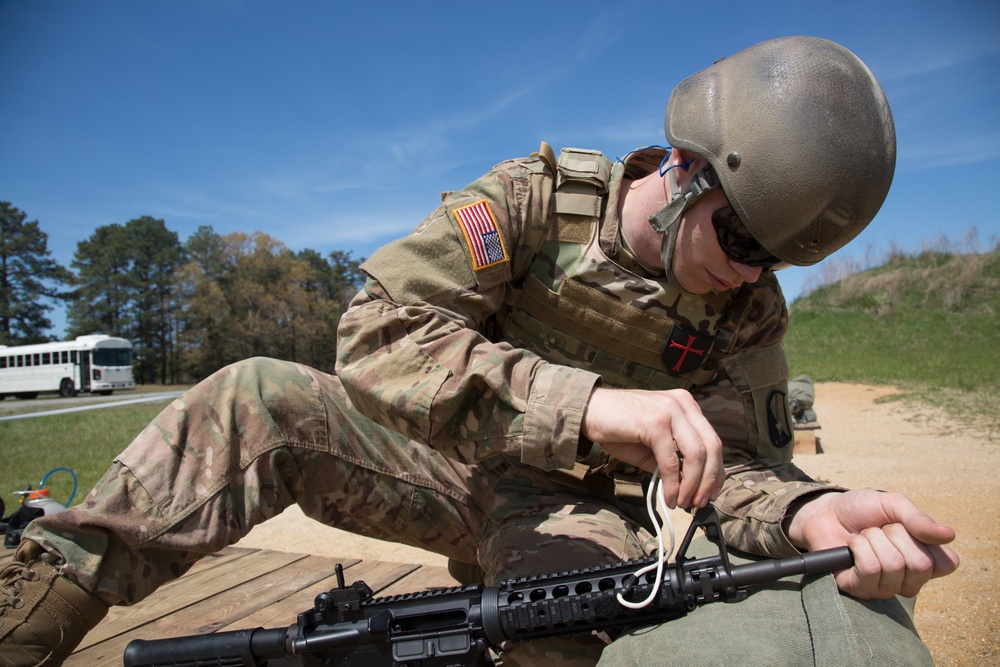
647, 166, 721, 281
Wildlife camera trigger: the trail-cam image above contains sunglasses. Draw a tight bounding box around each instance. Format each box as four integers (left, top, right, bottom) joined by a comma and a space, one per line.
711, 206, 781, 269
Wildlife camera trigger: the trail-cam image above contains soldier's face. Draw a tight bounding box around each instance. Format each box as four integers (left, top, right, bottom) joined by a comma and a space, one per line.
671, 189, 764, 294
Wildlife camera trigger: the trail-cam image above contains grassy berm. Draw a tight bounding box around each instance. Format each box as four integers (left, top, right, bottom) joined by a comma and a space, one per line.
784, 244, 1000, 434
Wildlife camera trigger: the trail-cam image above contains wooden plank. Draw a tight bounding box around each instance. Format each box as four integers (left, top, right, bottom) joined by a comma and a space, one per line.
793, 421, 822, 454
0, 542, 251, 574
73, 548, 307, 653
146, 546, 260, 594
353, 559, 422, 595
793, 429, 821, 455
66, 554, 405, 666
379, 564, 460, 597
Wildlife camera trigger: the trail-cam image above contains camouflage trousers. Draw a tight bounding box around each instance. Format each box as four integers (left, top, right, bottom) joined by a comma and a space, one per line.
24, 357, 649, 665
24, 358, 933, 665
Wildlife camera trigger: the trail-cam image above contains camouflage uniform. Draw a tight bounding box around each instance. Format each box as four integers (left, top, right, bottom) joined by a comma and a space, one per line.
22, 146, 928, 665
336, 145, 833, 557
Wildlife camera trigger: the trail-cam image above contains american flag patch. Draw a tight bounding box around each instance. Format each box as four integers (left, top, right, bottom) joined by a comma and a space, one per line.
453, 200, 508, 270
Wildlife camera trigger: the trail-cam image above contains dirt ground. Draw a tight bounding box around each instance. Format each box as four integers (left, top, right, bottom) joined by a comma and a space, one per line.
235, 382, 998, 666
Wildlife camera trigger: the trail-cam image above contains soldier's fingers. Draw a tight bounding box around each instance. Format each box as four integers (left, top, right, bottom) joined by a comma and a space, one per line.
692, 425, 723, 507
878, 492, 957, 547
861, 525, 907, 599
679, 393, 721, 455
597, 442, 656, 474
836, 533, 880, 598
664, 414, 707, 510
652, 438, 683, 510
882, 523, 950, 598
675, 393, 724, 506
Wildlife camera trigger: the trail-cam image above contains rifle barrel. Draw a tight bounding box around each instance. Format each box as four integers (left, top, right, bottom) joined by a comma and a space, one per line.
123, 626, 290, 667
731, 546, 853, 588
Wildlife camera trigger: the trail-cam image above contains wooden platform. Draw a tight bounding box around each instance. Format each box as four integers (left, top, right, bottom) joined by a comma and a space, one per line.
1, 546, 460, 665
793, 422, 822, 455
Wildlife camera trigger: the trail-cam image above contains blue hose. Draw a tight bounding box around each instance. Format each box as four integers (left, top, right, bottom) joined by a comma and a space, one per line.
38, 467, 78, 507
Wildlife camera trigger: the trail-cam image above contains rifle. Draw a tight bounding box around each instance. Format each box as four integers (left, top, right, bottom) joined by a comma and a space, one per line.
123, 505, 852, 666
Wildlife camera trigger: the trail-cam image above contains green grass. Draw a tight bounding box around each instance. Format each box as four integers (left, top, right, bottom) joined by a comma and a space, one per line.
0, 400, 173, 514
785, 245, 1000, 435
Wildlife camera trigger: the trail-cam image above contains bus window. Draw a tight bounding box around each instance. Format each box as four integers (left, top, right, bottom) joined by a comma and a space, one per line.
61, 351, 69, 364
33, 354, 40, 366
93, 347, 133, 367
42, 352, 51, 364
0, 356, 6, 369
71, 351, 77, 364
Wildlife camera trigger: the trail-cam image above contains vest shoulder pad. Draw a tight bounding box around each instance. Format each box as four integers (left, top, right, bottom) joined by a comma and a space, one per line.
556, 147, 612, 192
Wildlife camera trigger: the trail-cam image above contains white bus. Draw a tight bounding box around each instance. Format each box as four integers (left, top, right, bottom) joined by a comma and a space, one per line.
0, 334, 136, 399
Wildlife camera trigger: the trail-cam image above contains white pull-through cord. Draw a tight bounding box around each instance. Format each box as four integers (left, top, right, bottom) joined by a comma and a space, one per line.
616, 470, 676, 609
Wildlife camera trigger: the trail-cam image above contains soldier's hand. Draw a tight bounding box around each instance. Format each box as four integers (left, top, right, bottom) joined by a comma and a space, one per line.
582, 386, 723, 509
785, 489, 960, 599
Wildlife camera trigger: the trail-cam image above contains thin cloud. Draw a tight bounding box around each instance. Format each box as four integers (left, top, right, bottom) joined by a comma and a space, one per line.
871, 37, 999, 81
277, 209, 427, 253
335, 13, 628, 170
899, 130, 1000, 170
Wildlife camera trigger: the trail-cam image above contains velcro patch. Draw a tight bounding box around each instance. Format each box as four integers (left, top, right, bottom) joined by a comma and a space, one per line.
454, 200, 508, 270
660, 324, 713, 375
767, 389, 793, 448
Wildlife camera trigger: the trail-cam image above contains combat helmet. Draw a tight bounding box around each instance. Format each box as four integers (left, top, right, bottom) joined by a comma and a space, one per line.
662, 36, 896, 267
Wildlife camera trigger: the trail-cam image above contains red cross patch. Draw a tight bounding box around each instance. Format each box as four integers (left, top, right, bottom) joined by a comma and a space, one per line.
660, 324, 713, 376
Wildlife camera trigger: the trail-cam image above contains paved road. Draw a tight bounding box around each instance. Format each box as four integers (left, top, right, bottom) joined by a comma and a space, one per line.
0, 390, 184, 422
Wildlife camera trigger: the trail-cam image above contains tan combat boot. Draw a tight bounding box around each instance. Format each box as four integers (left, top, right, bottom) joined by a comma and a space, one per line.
0, 540, 109, 666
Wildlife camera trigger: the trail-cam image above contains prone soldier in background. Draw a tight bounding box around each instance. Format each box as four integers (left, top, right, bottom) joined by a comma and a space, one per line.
1, 36, 958, 666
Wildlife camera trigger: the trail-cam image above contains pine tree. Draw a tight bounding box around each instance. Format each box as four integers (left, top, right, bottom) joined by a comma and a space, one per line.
67, 217, 184, 383
0, 202, 71, 344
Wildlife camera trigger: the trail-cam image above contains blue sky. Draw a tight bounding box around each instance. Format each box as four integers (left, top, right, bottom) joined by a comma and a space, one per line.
2, 0, 998, 338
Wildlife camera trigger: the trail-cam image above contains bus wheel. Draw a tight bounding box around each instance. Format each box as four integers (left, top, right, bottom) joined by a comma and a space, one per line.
59, 379, 77, 398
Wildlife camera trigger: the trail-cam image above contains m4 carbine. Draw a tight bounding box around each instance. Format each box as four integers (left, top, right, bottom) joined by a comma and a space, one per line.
123, 506, 852, 667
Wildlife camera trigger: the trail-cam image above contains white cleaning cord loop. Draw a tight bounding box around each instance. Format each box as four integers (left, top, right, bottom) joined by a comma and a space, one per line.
616, 470, 676, 609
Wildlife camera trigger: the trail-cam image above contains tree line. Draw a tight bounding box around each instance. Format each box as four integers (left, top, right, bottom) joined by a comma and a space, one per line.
0, 201, 364, 383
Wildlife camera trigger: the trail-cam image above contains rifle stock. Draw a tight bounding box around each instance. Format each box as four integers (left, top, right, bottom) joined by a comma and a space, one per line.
123, 506, 852, 667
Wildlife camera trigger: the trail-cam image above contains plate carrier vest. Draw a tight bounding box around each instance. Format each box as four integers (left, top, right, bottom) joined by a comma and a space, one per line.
498, 145, 754, 394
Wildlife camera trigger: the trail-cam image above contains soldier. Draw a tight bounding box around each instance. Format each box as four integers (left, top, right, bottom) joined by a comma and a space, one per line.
1, 37, 958, 666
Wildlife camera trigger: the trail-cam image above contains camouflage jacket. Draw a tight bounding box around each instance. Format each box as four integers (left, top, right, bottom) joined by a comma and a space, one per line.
336, 146, 838, 558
